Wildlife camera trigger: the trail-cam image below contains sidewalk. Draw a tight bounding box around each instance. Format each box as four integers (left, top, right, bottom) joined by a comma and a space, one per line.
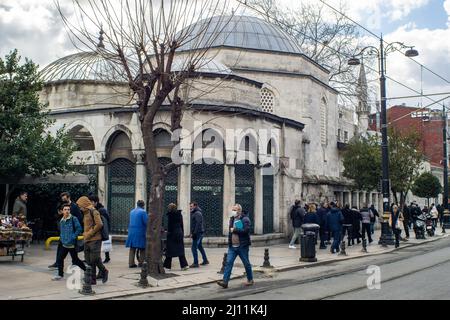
0, 228, 447, 300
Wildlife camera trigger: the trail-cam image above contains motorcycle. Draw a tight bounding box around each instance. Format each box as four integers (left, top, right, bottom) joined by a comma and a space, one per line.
425, 212, 435, 237
413, 213, 426, 239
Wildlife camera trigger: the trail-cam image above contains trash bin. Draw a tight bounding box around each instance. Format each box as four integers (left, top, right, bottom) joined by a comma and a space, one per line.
300, 231, 317, 262
301, 223, 320, 244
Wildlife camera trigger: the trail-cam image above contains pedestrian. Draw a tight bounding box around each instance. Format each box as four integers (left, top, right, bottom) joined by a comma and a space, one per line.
217, 204, 254, 289
351, 206, 362, 245
402, 203, 411, 240
289, 200, 306, 249
48, 203, 65, 270
12, 191, 28, 220
163, 203, 189, 271
342, 204, 353, 247
304, 204, 320, 244
369, 204, 379, 235
389, 205, 404, 248
61, 192, 83, 229
430, 204, 439, 229
326, 202, 344, 254
89, 195, 111, 264
52, 203, 86, 281
76, 196, 109, 285
437, 203, 444, 227
317, 202, 329, 249
190, 202, 209, 267
360, 203, 374, 244
125, 200, 148, 268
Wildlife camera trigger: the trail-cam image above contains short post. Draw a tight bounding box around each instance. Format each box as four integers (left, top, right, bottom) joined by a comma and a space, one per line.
261, 248, 273, 268
79, 265, 95, 296
218, 253, 228, 274
362, 238, 368, 253
138, 262, 149, 288
338, 241, 347, 256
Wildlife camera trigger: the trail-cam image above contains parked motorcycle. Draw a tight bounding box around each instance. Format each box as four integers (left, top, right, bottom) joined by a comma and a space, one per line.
425, 212, 435, 237
413, 213, 426, 239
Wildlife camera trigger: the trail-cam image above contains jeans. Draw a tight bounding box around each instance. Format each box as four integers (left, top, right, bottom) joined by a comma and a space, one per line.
393, 228, 401, 247
191, 234, 208, 265
84, 240, 107, 281
163, 255, 188, 269
370, 222, 375, 234
289, 228, 302, 246
57, 246, 86, 277
223, 246, 253, 284
362, 223, 372, 243
331, 230, 341, 253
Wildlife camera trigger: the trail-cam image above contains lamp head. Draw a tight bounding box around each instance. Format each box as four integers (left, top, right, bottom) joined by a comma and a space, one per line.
348, 57, 361, 66
405, 47, 419, 57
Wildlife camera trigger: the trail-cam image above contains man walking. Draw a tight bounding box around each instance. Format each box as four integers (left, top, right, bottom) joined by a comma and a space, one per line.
61, 192, 83, 228
126, 200, 148, 268
369, 204, 379, 235
360, 204, 374, 244
289, 200, 306, 249
52, 203, 86, 281
326, 202, 344, 254
217, 204, 254, 289
76, 196, 109, 285
190, 202, 209, 267
402, 203, 411, 240
317, 202, 329, 249
89, 195, 111, 264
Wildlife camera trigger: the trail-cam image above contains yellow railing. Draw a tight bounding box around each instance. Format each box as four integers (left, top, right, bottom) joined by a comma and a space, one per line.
45, 236, 84, 250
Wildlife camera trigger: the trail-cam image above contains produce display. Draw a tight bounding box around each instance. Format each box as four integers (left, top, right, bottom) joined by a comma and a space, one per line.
0, 215, 33, 242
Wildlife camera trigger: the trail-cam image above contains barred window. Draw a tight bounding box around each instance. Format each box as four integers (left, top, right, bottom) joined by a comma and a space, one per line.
261, 88, 274, 113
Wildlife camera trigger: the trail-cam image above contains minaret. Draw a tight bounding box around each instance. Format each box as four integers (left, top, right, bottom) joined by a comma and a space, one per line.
356, 60, 370, 133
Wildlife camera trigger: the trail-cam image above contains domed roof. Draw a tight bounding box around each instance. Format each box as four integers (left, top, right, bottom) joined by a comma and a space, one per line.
178, 15, 301, 54
172, 57, 232, 75
40, 51, 129, 83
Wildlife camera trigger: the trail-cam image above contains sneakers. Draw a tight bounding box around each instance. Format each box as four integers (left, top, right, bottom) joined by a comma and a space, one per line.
201, 260, 210, 266
51, 275, 63, 281
102, 269, 109, 284
48, 263, 57, 270
244, 280, 254, 287
181, 266, 190, 271
217, 280, 228, 288
190, 263, 199, 268
288, 245, 297, 249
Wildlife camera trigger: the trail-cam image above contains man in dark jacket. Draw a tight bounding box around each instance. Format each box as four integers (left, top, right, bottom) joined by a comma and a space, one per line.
326, 202, 344, 254
317, 202, 329, 249
12, 191, 28, 220
217, 204, 253, 289
342, 204, 353, 246
369, 204, 379, 235
190, 202, 208, 268
289, 200, 306, 249
402, 204, 411, 239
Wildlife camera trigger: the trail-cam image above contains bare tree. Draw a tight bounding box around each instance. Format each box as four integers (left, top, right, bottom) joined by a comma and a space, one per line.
244, 0, 376, 107
56, 0, 236, 275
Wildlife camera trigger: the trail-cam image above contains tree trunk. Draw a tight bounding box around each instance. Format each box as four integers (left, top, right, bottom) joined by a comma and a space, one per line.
1, 184, 16, 215
400, 192, 405, 210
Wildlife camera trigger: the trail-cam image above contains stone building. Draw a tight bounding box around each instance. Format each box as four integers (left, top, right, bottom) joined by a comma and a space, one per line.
39, 15, 380, 240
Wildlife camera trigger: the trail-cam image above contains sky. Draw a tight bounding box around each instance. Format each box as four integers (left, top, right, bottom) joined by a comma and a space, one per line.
1, 0, 450, 110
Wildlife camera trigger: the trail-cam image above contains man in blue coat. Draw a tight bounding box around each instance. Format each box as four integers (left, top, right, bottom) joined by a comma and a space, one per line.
125, 200, 148, 268
326, 202, 344, 254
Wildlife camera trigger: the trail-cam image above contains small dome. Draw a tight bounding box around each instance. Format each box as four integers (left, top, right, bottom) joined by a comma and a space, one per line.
40, 51, 129, 83
178, 15, 301, 54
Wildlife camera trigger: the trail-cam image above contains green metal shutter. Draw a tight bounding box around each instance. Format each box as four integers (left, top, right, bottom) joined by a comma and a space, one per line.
235, 164, 255, 234
108, 158, 136, 234
191, 163, 224, 236
263, 174, 274, 234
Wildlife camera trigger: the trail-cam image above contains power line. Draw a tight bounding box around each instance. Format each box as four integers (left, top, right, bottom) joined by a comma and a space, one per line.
386, 92, 450, 101
319, 0, 450, 85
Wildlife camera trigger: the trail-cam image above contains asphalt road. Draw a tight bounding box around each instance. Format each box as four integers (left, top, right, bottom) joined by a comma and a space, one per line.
118, 237, 450, 300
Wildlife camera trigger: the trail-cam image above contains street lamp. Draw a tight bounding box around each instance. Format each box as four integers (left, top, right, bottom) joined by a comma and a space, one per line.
348, 37, 419, 246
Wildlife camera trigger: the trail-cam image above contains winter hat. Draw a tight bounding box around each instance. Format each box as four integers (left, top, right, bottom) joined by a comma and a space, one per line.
76, 196, 94, 211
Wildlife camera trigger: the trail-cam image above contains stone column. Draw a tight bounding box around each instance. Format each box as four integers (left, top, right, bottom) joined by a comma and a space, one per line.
134, 152, 147, 203
96, 152, 107, 205
339, 192, 344, 207
223, 150, 236, 235
178, 150, 192, 237
254, 166, 264, 235
273, 172, 280, 233
356, 192, 360, 209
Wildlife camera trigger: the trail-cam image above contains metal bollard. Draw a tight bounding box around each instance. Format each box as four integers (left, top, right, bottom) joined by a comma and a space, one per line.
362, 238, 368, 253
218, 253, 228, 274
79, 265, 95, 295
138, 262, 149, 288
261, 248, 273, 268
338, 241, 347, 256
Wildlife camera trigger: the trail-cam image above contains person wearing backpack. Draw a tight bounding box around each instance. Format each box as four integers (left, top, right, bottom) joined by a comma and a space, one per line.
76, 196, 109, 285
89, 195, 112, 264
52, 203, 86, 281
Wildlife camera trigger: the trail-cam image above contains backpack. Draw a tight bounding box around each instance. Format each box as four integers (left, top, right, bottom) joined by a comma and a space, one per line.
89, 209, 109, 241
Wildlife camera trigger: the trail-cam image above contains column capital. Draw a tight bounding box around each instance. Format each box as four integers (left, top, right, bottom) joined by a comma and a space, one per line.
225, 150, 237, 166
96, 152, 107, 165
180, 149, 192, 165
132, 150, 146, 164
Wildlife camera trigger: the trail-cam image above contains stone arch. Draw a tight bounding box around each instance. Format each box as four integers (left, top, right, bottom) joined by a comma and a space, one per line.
105, 130, 134, 163
236, 128, 259, 165
67, 125, 96, 151
66, 120, 99, 150
101, 125, 134, 152
192, 127, 225, 165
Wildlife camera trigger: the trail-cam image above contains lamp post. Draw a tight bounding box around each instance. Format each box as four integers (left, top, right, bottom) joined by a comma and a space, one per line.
349, 37, 419, 245
443, 104, 450, 233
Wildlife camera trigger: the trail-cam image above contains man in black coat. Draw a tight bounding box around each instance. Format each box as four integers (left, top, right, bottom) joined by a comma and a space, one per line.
317, 202, 329, 249
190, 202, 208, 268
289, 200, 306, 249
163, 203, 189, 270
402, 204, 411, 239
342, 204, 353, 246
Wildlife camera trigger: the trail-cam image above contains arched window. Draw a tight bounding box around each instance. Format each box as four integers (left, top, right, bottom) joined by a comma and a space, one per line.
153, 129, 173, 148
68, 125, 95, 151
320, 97, 328, 146
106, 131, 133, 162
261, 88, 275, 113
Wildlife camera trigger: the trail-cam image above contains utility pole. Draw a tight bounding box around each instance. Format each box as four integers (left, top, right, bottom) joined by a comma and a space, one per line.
443, 104, 449, 210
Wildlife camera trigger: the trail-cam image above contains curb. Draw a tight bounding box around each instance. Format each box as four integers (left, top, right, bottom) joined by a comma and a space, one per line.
85, 234, 449, 300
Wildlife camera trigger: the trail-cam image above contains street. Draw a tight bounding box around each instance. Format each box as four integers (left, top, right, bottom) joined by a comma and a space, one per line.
118, 237, 450, 300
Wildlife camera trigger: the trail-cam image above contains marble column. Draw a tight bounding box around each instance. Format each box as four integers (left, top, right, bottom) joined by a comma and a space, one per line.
178, 150, 192, 237
134, 152, 147, 203
273, 172, 280, 233
223, 150, 236, 235
254, 166, 264, 235
96, 152, 107, 205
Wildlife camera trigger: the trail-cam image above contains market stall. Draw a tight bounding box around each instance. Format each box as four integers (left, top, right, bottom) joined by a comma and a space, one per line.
0, 215, 33, 262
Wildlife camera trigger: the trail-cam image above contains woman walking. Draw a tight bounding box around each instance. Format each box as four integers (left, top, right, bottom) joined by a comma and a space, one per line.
163, 204, 189, 271
390, 205, 404, 248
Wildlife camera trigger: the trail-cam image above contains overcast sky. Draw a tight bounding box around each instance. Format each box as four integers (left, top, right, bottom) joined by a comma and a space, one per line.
1, 0, 450, 109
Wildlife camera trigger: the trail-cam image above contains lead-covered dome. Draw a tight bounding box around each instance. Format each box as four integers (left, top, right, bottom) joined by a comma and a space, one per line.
178, 15, 301, 54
